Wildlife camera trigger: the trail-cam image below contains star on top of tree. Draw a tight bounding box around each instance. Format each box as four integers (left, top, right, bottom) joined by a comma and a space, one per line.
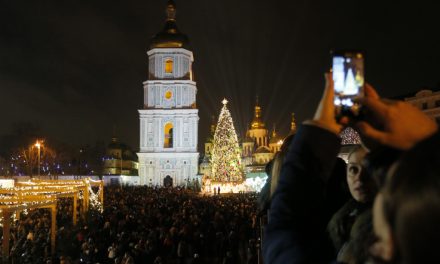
222, 98, 228, 105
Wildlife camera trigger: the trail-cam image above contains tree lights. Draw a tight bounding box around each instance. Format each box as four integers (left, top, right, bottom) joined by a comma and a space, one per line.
0, 178, 104, 258
340, 127, 361, 145
210, 99, 244, 183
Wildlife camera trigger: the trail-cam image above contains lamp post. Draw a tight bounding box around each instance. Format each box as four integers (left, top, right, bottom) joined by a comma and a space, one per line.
35, 141, 41, 176
79, 149, 83, 179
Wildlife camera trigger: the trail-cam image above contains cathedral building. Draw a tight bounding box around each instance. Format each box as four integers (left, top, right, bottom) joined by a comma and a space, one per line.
247, 99, 273, 165
138, 0, 199, 187
244, 101, 296, 168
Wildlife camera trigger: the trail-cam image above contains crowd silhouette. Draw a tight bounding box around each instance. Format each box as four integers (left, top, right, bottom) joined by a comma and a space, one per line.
2, 186, 260, 264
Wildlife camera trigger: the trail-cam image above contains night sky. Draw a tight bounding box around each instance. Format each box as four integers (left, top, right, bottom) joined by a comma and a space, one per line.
1, 0, 439, 151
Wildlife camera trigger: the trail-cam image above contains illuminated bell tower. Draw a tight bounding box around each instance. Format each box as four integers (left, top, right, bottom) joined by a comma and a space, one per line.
138, 0, 199, 186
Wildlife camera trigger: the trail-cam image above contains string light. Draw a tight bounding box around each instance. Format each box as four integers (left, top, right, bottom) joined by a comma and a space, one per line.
0, 178, 104, 225
88, 185, 103, 213
340, 127, 361, 145
210, 99, 244, 184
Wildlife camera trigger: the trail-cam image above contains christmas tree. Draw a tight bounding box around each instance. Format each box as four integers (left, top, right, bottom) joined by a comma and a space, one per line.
210, 99, 244, 183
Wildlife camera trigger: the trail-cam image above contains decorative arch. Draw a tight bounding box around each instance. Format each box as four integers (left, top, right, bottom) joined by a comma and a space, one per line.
164, 122, 174, 148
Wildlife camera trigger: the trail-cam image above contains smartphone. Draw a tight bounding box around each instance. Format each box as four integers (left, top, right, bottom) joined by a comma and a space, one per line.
332, 50, 364, 119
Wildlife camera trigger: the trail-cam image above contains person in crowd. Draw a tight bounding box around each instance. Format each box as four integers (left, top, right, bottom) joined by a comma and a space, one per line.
370, 136, 440, 263
356, 84, 440, 263
258, 134, 295, 214
263, 72, 438, 264
263, 73, 344, 264
327, 146, 376, 264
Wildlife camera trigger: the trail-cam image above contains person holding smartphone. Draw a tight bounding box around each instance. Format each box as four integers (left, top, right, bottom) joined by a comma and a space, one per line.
263, 66, 438, 263
327, 145, 376, 264
263, 73, 344, 263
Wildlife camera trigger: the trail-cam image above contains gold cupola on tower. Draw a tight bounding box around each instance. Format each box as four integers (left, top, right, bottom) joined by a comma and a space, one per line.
149, 0, 190, 49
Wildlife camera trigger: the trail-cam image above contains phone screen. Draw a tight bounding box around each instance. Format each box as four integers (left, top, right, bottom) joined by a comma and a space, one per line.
332, 51, 364, 113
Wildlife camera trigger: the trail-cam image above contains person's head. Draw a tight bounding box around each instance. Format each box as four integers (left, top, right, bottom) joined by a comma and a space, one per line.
371, 133, 440, 264
347, 146, 376, 203
363, 146, 403, 188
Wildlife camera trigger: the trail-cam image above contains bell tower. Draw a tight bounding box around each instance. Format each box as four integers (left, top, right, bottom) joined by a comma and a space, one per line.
138, 0, 199, 186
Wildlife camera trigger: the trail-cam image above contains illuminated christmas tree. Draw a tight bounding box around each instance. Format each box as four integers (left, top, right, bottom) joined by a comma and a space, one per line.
210, 99, 244, 183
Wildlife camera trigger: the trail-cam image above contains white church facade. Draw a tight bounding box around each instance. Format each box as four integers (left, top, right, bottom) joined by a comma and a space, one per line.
137, 0, 199, 187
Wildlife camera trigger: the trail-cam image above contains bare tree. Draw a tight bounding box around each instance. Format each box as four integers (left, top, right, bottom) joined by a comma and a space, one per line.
14, 143, 57, 177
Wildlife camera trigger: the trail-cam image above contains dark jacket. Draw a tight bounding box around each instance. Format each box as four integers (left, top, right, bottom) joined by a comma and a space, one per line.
327, 199, 373, 264
263, 124, 341, 264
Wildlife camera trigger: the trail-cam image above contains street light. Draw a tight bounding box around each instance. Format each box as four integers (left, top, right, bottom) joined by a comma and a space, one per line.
79, 149, 83, 179
35, 140, 41, 176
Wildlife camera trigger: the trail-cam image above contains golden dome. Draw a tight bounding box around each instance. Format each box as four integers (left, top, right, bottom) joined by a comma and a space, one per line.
251, 97, 265, 129
269, 126, 282, 144
149, 0, 190, 49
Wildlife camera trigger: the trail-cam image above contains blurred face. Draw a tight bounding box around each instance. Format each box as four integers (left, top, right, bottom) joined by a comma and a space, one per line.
371, 193, 393, 261
347, 147, 374, 202
371, 162, 400, 262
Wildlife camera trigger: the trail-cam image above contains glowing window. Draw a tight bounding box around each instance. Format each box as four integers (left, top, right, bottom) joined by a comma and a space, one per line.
165, 90, 172, 99
164, 123, 173, 148
165, 59, 173, 73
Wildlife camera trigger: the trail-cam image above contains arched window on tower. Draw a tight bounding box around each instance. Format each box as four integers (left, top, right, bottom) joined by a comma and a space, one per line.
165, 59, 173, 74
164, 123, 174, 148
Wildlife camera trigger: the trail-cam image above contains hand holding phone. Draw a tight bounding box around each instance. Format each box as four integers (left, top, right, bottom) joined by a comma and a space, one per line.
305, 73, 343, 135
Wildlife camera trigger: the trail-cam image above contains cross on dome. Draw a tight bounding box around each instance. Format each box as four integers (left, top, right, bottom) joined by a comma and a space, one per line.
166, 0, 176, 21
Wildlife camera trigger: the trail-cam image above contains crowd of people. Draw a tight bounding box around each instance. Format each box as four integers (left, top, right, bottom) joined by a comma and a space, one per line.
8, 208, 53, 263
2, 187, 261, 264
0, 196, 79, 263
